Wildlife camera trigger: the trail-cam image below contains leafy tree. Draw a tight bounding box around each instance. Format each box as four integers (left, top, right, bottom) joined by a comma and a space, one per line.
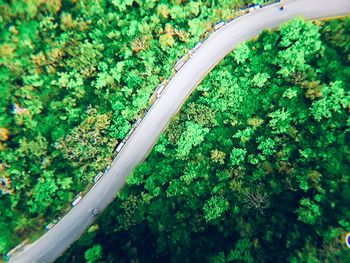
230, 147, 247, 166
203, 196, 229, 222
176, 122, 209, 159
84, 244, 102, 263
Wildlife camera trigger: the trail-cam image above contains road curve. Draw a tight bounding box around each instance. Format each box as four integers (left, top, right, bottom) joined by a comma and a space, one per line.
9, 0, 350, 262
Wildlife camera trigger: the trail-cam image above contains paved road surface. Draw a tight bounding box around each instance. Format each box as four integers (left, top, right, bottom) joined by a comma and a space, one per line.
9, 0, 350, 262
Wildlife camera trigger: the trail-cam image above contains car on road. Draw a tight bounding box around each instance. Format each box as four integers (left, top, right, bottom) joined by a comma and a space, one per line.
45, 217, 61, 230
124, 127, 134, 142
92, 208, 100, 216
114, 142, 125, 154
214, 20, 225, 30
71, 194, 82, 207
133, 118, 142, 128
45, 222, 55, 230
104, 164, 111, 174
94, 172, 103, 183
174, 56, 186, 71
156, 83, 166, 98
190, 42, 203, 56
249, 4, 261, 12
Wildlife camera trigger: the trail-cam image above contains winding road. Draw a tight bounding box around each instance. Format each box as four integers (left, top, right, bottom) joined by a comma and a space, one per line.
9, 0, 350, 262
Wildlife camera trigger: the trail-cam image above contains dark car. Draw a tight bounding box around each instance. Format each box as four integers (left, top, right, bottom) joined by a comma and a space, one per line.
92, 208, 100, 216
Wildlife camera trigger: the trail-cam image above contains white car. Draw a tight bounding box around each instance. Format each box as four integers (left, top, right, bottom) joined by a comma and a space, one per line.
94, 172, 103, 183
156, 84, 166, 97
214, 21, 225, 31
71, 194, 82, 207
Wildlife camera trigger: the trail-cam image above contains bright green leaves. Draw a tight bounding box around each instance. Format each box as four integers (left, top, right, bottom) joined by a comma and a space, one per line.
296, 170, 324, 193
157, 4, 171, 19
27, 171, 59, 214
23, 73, 44, 87
188, 19, 205, 38
170, 5, 187, 21
84, 244, 102, 263
257, 137, 276, 157
230, 147, 247, 166
67, 41, 104, 71
268, 108, 292, 134
279, 18, 320, 49
251, 72, 270, 88
176, 122, 209, 159
166, 178, 184, 198
54, 16, 350, 263
233, 127, 255, 144
110, 62, 124, 83
277, 18, 322, 77
58, 72, 70, 87
203, 196, 229, 222
296, 174, 310, 192
111, 0, 134, 12
297, 198, 321, 225
185, 102, 217, 127
65, 73, 85, 98
95, 71, 111, 90
310, 81, 349, 121
282, 88, 298, 99
57, 177, 73, 191
233, 42, 250, 64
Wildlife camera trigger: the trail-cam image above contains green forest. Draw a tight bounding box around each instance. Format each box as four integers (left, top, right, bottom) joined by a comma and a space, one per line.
58, 17, 350, 262
0, 0, 259, 255
1, 0, 350, 262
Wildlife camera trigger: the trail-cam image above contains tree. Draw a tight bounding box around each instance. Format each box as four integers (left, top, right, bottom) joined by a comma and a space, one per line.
84, 244, 102, 263
0, 128, 9, 141
176, 122, 209, 159
27, 171, 58, 214
230, 147, 247, 166
210, 149, 226, 164
268, 108, 292, 134
60, 17, 350, 263
233, 42, 250, 64
310, 81, 348, 122
297, 198, 322, 225
203, 196, 229, 222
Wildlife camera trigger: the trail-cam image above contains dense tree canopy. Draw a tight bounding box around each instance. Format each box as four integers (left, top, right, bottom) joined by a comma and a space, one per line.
58, 17, 350, 262
0, 0, 260, 256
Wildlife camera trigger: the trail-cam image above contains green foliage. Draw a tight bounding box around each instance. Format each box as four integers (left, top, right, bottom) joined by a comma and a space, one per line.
176, 122, 209, 159
1, 0, 262, 255
310, 81, 349, 121
203, 196, 229, 222
84, 244, 102, 263
59, 17, 350, 263
297, 198, 322, 225
230, 147, 247, 166
233, 42, 250, 64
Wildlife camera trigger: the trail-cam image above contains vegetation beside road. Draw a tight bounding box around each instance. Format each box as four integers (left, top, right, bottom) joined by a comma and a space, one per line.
59, 17, 350, 262
0, 0, 257, 255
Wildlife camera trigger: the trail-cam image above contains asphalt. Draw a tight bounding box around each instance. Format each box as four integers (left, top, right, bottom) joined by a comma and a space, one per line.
9, 0, 350, 262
